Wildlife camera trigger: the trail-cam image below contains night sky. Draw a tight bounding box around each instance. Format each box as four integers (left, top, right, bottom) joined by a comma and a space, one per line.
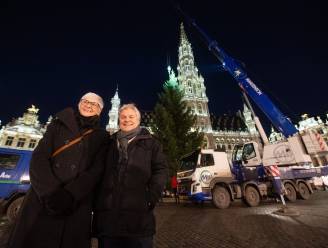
1, 0, 327, 129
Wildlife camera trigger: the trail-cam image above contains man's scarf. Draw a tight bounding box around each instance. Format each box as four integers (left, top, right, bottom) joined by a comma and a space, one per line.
117, 126, 141, 163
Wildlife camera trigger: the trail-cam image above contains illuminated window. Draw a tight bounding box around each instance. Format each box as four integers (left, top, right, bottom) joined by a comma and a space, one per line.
198, 104, 202, 114
29, 139, 37, 149
17, 138, 26, 148
5, 136, 14, 146
200, 121, 205, 130
203, 137, 208, 148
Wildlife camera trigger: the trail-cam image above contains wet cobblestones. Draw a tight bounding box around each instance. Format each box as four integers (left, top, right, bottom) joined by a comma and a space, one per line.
1, 191, 328, 248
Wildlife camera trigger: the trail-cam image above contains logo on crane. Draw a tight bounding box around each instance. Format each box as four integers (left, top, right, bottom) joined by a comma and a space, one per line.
246, 78, 262, 96
273, 144, 295, 163
200, 170, 212, 183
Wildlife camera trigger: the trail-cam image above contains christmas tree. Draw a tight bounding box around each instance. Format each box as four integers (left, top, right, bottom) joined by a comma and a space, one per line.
151, 66, 203, 177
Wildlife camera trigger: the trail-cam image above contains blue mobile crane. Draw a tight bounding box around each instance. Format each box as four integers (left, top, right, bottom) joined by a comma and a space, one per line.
175, 5, 328, 209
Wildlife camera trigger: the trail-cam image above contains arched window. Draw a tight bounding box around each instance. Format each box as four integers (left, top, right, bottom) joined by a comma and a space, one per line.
200, 121, 205, 131
198, 104, 202, 114
5, 136, 14, 146
203, 136, 208, 149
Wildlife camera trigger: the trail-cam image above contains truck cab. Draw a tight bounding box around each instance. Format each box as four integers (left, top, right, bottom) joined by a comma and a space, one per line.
231, 142, 262, 167
0, 147, 31, 221
177, 149, 235, 204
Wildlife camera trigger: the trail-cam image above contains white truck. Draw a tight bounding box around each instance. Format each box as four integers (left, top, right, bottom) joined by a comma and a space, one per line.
177, 147, 328, 209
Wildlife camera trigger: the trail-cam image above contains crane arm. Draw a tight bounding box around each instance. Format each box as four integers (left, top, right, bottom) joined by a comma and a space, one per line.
175, 4, 298, 137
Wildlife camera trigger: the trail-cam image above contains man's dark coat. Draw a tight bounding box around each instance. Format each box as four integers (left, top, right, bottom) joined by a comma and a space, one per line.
94, 128, 168, 238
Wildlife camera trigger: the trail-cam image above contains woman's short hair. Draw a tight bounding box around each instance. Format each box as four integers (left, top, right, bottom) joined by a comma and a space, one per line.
119, 103, 141, 122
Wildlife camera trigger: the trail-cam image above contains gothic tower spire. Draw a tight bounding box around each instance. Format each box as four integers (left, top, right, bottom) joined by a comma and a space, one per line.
243, 103, 257, 135
177, 22, 212, 134
106, 86, 121, 134
180, 23, 188, 44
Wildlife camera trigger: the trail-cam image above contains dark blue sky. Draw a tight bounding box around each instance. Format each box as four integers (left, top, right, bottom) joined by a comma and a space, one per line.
1, 0, 327, 127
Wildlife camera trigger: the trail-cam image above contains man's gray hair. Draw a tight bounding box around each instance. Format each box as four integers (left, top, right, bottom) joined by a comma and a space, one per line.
119, 103, 141, 122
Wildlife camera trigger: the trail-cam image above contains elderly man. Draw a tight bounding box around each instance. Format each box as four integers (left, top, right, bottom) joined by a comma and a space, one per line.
94, 103, 168, 248
8, 92, 109, 248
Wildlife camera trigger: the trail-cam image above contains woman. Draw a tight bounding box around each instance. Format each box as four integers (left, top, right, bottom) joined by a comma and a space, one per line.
8, 92, 109, 248
94, 103, 168, 248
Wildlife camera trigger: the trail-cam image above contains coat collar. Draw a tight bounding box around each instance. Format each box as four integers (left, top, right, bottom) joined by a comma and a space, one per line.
55, 107, 80, 135
111, 127, 152, 141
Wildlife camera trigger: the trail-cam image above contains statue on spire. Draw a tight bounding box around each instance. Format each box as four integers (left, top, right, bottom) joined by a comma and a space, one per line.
164, 66, 179, 88
28, 105, 39, 114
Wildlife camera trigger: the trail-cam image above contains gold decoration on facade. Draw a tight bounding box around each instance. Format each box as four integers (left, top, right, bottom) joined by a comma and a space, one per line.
27, 105, 39, 114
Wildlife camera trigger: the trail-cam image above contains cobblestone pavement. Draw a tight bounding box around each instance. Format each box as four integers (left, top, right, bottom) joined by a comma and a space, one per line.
153, 191, 328, 248
1, 191, 328, 248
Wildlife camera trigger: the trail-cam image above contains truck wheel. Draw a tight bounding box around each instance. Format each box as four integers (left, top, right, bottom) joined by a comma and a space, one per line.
284, 183, 297, 202
298, 182, 310, 200
7, 196, 24, 222
244, 186, 260, 207
212, 186, 231, 209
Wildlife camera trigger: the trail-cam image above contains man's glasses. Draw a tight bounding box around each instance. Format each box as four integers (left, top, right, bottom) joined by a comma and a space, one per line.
80, 99, 100, 109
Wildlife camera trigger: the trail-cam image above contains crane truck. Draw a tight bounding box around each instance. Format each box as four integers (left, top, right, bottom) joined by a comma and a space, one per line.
176, 7, 328, 208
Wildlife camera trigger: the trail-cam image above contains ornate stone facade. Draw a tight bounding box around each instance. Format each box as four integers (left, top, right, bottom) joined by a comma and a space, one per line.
105, 24, 260, 154
269, 114, 328, 144
175, 23, 260, 151
175, 24, 216, 147
297, 114, 328, 144
0, 105, 47, 150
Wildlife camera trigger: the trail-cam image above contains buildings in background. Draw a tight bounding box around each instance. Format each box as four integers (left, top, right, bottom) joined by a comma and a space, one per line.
0, 105, 49, 150
107, 24, 261, 154
1, 24, 327, 158
269, 114, 328, 166
269, 114, 328, 144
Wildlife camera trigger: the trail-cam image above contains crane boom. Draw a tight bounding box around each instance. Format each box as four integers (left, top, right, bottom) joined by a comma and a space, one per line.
176, 5, 298, 138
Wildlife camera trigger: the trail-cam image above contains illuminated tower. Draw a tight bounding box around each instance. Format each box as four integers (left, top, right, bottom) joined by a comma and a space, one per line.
106, 87, 120, 134
243, 104, 257, 135
177, 23, 212, 133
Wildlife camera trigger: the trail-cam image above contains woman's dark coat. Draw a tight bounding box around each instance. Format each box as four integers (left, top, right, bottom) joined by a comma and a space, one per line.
8, 108, 109, 248
94, 128, 168, 238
